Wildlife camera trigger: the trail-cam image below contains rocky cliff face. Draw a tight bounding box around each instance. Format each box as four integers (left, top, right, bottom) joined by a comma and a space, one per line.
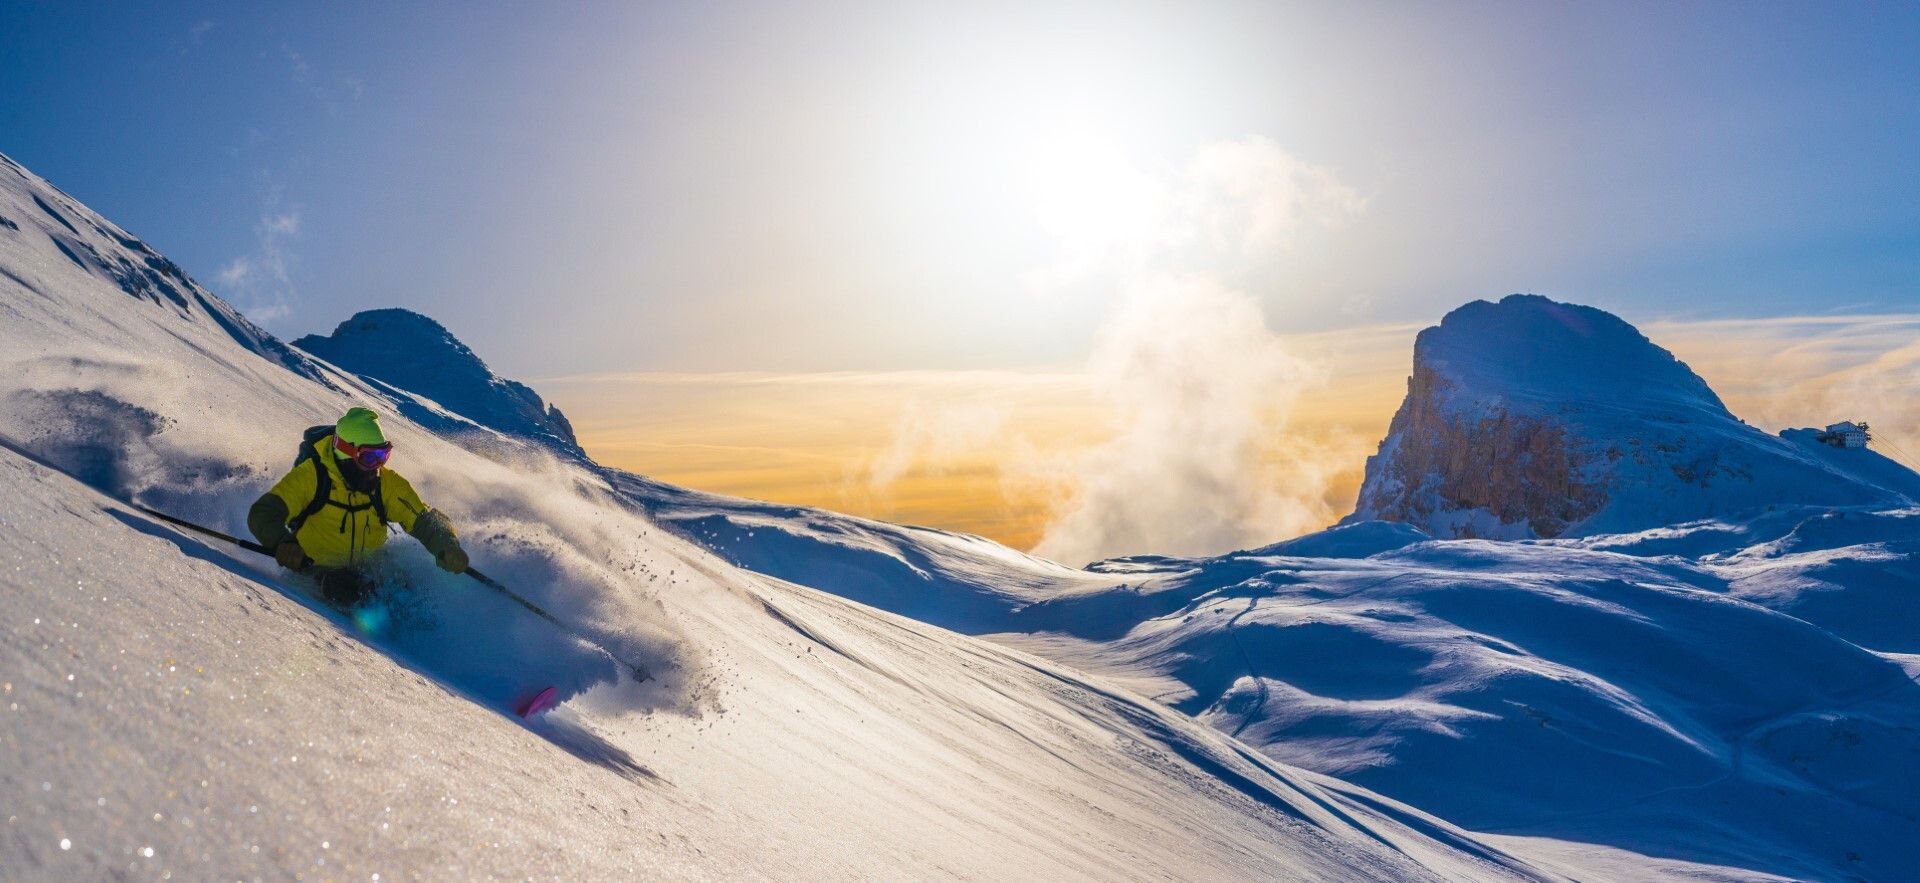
1347, 295, 1920, 539
1360, 362, 1605, 537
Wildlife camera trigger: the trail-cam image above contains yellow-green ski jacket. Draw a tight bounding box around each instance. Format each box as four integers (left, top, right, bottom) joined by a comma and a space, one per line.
247, 436, 458, 569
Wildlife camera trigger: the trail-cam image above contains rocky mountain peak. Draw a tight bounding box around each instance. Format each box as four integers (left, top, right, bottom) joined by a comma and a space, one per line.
1346, 294, 1918, 538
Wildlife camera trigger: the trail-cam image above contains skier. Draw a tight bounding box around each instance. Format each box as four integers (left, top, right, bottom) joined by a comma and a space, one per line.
247, 407, 469, 608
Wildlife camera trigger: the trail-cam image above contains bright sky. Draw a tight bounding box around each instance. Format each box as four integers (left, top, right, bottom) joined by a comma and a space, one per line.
5, 2, 1918, 561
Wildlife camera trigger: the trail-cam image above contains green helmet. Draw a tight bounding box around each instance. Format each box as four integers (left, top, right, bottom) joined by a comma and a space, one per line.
334, 407, 388, 453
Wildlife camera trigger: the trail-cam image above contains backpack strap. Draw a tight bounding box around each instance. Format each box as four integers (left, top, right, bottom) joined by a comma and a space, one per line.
287, 453, 333, 535
285, 432, 391, 535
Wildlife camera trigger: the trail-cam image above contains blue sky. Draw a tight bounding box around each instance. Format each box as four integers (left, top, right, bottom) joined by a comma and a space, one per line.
3, 1, 1917, 380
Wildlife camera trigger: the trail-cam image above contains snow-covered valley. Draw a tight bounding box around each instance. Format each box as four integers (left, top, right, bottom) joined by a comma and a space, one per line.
4, 149, 1917, 882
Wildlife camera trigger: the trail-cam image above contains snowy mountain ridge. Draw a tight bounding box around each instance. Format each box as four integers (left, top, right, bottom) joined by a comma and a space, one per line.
294, 308, 586, 458
0, 154, 333, 391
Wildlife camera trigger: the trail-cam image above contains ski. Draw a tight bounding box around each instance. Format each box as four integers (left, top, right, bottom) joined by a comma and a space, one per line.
515, 686, 559, 719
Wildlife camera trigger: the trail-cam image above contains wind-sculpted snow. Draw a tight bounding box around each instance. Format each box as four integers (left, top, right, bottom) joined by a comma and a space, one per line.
644, 480, 1920, 879
1704, 507, 1920, 654
1, 152, 1563, 880
1063, 536, 1920, 877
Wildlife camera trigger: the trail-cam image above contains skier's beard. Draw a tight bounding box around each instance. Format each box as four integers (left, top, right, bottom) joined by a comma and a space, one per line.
341, 460, 380, 493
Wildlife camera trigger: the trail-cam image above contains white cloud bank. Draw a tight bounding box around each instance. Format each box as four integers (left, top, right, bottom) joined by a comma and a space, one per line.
1028, 275, 1329, 563
1655, 314, 1920, 472
1030, 138, 1364, 564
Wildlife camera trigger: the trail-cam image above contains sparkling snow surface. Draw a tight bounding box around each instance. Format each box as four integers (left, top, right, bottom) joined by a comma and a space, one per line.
637, 484, 1920, 880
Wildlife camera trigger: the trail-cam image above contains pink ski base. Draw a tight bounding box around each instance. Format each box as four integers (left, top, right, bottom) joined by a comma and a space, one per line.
515, 686, 559, 719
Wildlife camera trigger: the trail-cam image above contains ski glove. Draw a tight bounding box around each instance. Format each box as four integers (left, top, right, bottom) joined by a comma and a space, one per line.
436, 546, 469, 574
274, 540, 310, 572
247, 493, 292, 549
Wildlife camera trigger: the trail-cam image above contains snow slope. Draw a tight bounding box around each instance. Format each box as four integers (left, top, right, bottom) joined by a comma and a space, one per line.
1010, 526, 1920, 880
0, 156, 1569, 878
626, 480, 1920, 879
1347, 294, 1920, 539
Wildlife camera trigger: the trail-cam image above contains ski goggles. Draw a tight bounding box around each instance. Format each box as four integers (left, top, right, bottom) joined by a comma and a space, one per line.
333, 436, 394, 469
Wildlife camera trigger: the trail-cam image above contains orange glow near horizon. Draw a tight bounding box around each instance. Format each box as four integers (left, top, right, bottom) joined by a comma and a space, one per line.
547, 370, 1113, 551
542, 314, 1920, 558
545, 326, 1418, 554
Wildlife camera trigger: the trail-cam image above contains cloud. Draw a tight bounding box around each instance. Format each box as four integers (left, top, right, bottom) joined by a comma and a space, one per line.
545, 310, 1920, 558
1020, 138, 1363, 563
1165, 137, 1368, 268
216, 191, 302, 325
1028, 276, 1334, 564
860, 398, 1013, 492
279, 40, 362, 113
1654, 314, 1920, 472
859, 136, 1366, 563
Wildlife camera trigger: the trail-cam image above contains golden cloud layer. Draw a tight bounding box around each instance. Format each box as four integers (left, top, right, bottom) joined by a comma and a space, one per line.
542, 313, 1920, 557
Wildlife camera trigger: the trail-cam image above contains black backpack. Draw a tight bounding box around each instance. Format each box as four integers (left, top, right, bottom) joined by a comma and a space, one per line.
287, 424, 389, 534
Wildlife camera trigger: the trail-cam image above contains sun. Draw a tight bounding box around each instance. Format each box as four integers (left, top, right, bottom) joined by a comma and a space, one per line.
1020, 130, 1165, 262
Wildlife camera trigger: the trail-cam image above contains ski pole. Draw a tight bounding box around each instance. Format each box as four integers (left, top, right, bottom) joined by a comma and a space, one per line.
135, 505, 271, 554
133, 505, 651, 682
463, 566, 653, 682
